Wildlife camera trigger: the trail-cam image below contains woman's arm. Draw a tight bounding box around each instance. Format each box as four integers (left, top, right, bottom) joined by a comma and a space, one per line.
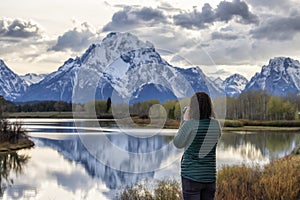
173, 120, 193, 148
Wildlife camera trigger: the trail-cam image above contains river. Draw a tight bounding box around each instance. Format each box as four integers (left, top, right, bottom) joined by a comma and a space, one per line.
1, 119, 299, 199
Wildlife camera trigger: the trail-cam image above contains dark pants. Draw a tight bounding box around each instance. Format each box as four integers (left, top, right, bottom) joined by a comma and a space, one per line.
181, 177, 216, 200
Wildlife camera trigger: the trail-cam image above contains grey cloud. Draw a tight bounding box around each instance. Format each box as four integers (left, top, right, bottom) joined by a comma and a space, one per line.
216, 0, 259, 24
133, 7, 165, 21
102, 6, 167, 32
173, 0, 258, 29
211, 32, 239, 40
50, 22, 97, 52
250, 15, 300, 40
173, 3, 215, 29
0, 18, 43, 39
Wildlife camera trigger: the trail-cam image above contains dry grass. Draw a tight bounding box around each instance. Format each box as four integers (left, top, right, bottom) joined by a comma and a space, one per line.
117, 179, 182, 200
216, 164, 261, 200
216, 155, 300, 200
118, 155, 300, 200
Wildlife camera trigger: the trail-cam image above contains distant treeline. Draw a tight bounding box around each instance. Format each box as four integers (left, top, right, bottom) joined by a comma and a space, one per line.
1, 100, 73, 113
0, 90, 299, 120
226, 91, 300, 120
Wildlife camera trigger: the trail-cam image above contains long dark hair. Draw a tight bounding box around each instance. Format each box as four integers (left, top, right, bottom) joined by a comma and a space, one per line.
189, 92, 215, 120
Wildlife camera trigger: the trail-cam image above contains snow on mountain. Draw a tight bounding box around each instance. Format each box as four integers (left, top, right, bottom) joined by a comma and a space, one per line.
0, 59, 27, 101
18, 32, 224, 103
244, 57, 300, 96
20, 73, 47, 86
20, 56, 84, 102
212, 77, 224, 88
224, 73, 248, 97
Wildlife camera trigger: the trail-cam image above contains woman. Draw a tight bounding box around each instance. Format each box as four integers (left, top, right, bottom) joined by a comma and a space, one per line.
173, 92, 221, 200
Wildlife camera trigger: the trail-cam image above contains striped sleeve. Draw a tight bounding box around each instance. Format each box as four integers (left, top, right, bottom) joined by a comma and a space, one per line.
173, 120, 194, 148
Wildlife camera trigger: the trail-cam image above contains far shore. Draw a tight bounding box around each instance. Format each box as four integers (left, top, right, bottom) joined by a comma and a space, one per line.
5, 112, 300, 131
222, 126, 300, 132
0, 138, 34, 153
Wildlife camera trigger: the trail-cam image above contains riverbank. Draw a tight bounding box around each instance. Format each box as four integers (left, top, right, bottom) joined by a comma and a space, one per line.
222, 126, 300, 132
6, 112, 300, 131
0, 138, 34, 153
0, 116, 35, 153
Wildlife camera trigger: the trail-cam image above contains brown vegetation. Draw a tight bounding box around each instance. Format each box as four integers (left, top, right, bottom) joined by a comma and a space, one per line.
216, 154, 300, 200
0, 118, 34, 152
118, 154, 300, 200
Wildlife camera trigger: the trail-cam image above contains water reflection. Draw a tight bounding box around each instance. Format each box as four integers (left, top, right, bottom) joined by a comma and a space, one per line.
38, 133, 181, 190
0, 151, 30, 197
4, 119, 300, 199
217, 132, 300, 166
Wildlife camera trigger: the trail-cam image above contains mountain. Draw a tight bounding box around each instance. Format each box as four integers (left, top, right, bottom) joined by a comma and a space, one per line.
212, 77, 224, 88
0, 60, 27, 101
19, 32, 223, 103
223, 73, 248, 97
20, 56, 84, 102
20, 73, 47, 86
245, 57, 300, 96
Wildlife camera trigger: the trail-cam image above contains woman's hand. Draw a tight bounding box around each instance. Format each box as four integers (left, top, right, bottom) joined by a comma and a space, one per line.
183, 106, 190, 120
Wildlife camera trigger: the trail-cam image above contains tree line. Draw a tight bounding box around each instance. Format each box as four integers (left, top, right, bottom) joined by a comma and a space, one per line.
0, 99, 73, 113
0, 91, 299, 120
226, 91, 299, 120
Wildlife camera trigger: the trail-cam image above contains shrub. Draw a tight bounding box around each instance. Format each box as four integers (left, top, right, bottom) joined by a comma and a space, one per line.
154, 180, 182, 200
119, 183, 153, 200
0, 118, 26, 143
259, 156, 300, 200
118, 155, 300, 200
223, 120, 244, 127
240, 120, 300, 127
216, 155, 300, 200
118, 179, 182, 200
216, 164, 261, 200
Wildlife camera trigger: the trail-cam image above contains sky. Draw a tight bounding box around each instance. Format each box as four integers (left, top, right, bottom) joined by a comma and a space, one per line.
1, 0, 300, 80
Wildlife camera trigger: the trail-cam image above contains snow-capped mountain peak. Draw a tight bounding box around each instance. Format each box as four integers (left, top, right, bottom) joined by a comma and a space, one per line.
18, 32, 222, 103
213, 77, 224, 86
20, 73, 47, 86
245, 57, 300, 95
0, 59, 27, 101
223, 73, 248, 97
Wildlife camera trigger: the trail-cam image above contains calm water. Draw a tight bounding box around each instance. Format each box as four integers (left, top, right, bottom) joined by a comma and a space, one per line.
1, 119, 299, 199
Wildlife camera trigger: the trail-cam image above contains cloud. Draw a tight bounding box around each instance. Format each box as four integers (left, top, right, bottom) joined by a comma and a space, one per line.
173, 0, 258, 29
250, 15, 300, 40
50, 21, 98, 52
173, 3, 215, 29
216, 0, 259, 24
157, 2, 182, 12
102, 6, 167, 31
208, 69, 228, 75
0, 18, 44, 39
211, 32, 239, 40
245, 0, 294, 11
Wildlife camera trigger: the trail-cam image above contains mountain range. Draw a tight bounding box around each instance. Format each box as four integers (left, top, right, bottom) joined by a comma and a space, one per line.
0, 32, 300, 102
20, 73, 47, 86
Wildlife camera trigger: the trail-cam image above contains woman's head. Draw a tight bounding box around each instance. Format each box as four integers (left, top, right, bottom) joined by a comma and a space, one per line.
189, 92, 215, 120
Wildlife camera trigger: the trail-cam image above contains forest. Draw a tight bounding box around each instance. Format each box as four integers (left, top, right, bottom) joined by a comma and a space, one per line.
0, 90, 299, 121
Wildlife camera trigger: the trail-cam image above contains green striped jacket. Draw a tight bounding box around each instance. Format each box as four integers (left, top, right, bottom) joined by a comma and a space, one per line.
173, 119, 221, 183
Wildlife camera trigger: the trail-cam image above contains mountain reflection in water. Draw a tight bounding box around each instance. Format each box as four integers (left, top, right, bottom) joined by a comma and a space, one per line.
2, 119, 299, 199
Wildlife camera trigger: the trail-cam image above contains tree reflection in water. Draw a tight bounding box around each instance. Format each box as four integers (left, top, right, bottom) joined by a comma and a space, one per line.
0, 151, 30, 197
